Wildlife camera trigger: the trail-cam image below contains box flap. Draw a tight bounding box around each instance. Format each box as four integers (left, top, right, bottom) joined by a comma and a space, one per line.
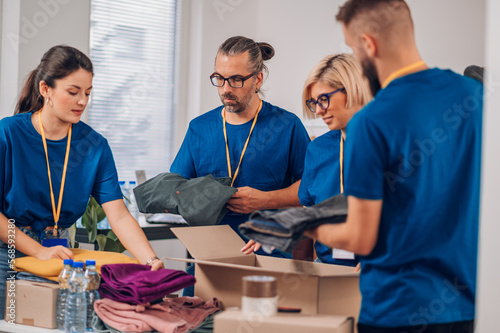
214, 310, 354, 333
172, 225, 252, 260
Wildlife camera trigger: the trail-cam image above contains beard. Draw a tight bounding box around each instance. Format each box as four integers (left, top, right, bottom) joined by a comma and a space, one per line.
361, 57, 382, 96
220, 90, 253, 114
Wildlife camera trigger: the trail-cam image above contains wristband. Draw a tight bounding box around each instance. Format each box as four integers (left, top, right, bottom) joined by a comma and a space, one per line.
146, 256, 160, 266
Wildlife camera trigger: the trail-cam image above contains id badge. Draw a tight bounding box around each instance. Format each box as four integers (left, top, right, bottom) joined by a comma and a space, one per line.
41, 228, 69, 248
332, 248, 355, 260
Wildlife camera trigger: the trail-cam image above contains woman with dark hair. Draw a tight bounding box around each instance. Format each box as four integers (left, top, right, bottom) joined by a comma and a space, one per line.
0, 45, 164, 318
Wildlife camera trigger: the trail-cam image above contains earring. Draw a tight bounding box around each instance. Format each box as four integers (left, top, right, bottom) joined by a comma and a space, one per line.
255, 88, 259, 93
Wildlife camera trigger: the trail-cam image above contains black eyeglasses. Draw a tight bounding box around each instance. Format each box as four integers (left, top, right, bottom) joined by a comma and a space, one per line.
210, 73, 256, 88
306, 88, 346, 113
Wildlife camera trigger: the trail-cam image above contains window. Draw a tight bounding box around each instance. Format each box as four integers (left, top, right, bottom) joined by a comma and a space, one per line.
89, 0, 179, 182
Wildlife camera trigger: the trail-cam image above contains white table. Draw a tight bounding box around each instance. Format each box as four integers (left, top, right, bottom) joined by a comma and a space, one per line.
0, 320, 58, 332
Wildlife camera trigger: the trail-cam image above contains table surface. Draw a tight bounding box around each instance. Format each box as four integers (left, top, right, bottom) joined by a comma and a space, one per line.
0, 320, 58, 332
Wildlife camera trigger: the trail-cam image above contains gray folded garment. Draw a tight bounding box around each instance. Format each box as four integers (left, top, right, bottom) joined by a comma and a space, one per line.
134, 173, 237, 226
239, 194, 347, 253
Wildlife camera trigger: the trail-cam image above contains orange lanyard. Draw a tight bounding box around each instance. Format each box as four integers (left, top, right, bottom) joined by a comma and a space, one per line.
381, 60, 427, 88
223, 100, 263, 187
340, 135, 344, 194
38, 110, 72, 236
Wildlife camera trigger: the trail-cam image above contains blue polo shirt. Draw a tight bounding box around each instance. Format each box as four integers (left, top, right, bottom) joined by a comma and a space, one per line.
0, 112, 122, 231
170, 101, 310, 232
344, 68, 482, 327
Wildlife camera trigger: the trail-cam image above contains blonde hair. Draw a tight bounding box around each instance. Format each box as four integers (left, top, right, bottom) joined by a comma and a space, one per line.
302, 53, 371, 119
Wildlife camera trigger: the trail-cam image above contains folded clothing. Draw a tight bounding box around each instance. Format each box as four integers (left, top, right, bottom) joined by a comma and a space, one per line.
239, 194, 348, 253
93, 296, 221, 333
14, 248, 138, 282
134, 173, 237, 226
99, 264, 196, 305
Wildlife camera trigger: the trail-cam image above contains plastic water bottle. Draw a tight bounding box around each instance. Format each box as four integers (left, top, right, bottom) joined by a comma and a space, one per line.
128, 181, 140, 221
65, 261, 88, 333
57, 259, 74, 330
84, 260, 100, 332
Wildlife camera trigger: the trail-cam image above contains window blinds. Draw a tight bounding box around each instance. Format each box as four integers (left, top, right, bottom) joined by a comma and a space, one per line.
89, 0, 179, 182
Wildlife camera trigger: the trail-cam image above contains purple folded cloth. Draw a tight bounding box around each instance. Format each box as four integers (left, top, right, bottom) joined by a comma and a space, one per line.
99, 264, 196, 305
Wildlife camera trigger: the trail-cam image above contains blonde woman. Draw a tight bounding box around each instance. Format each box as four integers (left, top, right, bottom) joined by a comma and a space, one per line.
299, 53, 371, 265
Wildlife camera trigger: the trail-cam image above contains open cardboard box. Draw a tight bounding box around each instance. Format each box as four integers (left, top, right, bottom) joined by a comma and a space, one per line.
167, 225, 361, 321
214, 309, 354, 333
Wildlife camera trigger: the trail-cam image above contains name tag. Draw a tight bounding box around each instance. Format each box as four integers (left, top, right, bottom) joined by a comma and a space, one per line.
332, 249, 355, 260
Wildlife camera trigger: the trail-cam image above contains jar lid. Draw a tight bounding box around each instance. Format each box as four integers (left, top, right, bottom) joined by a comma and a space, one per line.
242, 275, 277, 298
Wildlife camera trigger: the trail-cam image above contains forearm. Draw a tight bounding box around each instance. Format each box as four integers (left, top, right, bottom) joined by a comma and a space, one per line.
305, 223, 361, 253
0, 212, 49, 257
304, 196, 382, 256
265, 180, 302, 209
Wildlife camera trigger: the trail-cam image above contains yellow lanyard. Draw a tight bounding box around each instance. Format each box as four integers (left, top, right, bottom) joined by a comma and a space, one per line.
381, 60, 427, 89
223, 100, 263, 187
38, 110, 72, 236
340, 135, 344, 194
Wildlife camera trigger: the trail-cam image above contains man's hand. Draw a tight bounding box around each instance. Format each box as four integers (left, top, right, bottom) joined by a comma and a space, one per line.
227, 187, 268, 214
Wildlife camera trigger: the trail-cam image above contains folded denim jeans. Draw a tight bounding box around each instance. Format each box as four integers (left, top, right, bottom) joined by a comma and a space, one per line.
239, 194, 347, 253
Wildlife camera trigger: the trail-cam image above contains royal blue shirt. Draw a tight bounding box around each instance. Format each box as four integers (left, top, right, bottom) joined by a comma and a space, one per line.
170, 101, 310, 232
0, 112, 122, 231
298, 130, 358, 266
344, 69, 482, 327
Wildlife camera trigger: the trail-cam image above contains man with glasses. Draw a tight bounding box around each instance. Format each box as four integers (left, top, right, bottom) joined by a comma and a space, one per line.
171, 36, 310, 252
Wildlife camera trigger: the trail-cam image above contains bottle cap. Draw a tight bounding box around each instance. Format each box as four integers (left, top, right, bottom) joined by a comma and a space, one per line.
63, 259, 74, 265
73, 261, 84, 268
85, 260, 96, 266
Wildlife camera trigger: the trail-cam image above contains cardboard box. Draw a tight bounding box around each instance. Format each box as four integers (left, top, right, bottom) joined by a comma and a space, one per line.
214, 309, 353, 333
168, 225, 361, 320
4, 280, 59, 329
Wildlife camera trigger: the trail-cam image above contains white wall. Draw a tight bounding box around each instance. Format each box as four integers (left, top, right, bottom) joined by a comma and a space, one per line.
476, 0, 500, 329
178, 0, 486, 143
0, 0, 90, 119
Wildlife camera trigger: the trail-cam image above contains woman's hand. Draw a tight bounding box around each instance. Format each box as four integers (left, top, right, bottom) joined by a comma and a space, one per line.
149, 259, 165, 271
35, 245, 74, 261
240, 240, 261, 255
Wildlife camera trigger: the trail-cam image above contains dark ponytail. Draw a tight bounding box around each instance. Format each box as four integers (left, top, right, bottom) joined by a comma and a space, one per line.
257, 42, 275, 61
14, 45, 93, 115
217, 36, 275, 76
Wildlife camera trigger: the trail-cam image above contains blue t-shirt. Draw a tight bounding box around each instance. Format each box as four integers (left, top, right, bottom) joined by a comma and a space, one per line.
0, 112, 122, 231
344, 69, 482, 327
298, 130, 357, 266
170, 101, 310, 232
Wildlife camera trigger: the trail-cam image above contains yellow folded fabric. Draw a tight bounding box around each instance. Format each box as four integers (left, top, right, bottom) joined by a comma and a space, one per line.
14, 248, 138, 282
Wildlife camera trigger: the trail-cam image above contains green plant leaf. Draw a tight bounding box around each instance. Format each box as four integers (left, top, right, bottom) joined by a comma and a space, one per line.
106, 230, 126, 253
82, 197, 104, 243
68, 224, 77, 248
96, 234, 107, 251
